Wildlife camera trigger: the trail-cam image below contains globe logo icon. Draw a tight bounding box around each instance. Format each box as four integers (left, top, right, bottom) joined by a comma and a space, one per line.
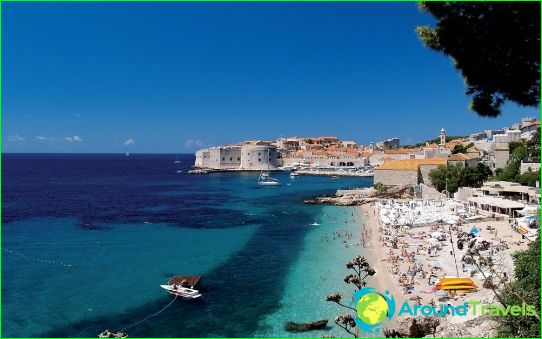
356, 293, 388, 325
351, 287, 396, 333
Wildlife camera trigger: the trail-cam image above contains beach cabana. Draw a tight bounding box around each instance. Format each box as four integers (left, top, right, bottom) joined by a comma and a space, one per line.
467, 196, 525, 218
517, 206, 539, 216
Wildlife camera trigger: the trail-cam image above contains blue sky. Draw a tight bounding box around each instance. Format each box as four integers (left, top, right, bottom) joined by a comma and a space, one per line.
2, 2, 538, 153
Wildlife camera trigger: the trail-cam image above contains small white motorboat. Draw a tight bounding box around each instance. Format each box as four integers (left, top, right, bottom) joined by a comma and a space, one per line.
290, 171, 299, 178
160, 284, 201, 299
258, 172, 281, 186
98, 330, 128, 338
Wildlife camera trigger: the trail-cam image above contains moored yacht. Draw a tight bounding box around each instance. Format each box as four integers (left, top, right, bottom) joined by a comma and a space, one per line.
161, 275, 202, 299
257, 149, 281, 186
160, 284, 201, 299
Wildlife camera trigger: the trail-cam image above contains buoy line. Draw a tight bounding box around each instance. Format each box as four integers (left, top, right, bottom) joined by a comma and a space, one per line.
1, 248, 74, 268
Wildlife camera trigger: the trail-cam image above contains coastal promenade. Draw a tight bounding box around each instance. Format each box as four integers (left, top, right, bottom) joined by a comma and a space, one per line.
296, 169, 373, 177
188, 168, 374, 177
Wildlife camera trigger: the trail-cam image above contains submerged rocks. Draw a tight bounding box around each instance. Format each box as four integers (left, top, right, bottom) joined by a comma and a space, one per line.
284, 319, 328, 332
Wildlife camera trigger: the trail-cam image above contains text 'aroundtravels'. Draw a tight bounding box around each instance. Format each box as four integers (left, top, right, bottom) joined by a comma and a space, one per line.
398, 301, 537, 317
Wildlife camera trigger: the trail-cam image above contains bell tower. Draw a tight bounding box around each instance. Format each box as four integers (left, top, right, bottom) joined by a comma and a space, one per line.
440, 128, 446, 145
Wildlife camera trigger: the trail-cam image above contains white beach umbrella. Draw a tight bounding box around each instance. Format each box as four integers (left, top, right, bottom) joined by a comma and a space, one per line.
430, 231, 443, 238
428, 260, 441, 268
397, 217, 408, 225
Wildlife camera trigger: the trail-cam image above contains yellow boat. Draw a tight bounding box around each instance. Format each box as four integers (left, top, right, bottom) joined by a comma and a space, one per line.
437, 277, 475, 286
436, 284, 477, 291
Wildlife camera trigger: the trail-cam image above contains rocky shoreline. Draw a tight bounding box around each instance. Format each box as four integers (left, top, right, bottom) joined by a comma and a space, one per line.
303, 185, 413, 206
391, 315, 499, 338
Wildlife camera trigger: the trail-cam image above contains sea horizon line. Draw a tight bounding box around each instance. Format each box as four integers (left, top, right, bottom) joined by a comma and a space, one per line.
1, 152, 197, 155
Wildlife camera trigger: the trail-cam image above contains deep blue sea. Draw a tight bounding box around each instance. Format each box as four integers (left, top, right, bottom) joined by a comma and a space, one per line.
2, 154, 373, 337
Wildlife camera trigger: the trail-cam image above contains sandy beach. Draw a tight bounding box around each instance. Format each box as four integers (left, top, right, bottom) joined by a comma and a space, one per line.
356, 200, 532, 336
359, 204, 405, 304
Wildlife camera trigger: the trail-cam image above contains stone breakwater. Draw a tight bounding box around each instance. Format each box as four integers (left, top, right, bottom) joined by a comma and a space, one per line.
303, 185, 412, 206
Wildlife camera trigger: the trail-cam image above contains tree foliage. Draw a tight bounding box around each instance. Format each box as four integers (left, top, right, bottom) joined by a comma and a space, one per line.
498, 235, 541, 337
493, 141, 540, 187
417, 2, 540, 116
508, 141, 526, 156
525, 127, 541, 162
373, 182, 388, 194
428, 162, 462, 193
494, 144, 527, 182
462, 163, 493, 188
514, 169, 540, 187
326, 256, 375, 337
429, 162, 492, 193
451, 142, 474, 154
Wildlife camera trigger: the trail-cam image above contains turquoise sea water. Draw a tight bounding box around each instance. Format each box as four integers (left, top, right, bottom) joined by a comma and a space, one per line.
3, 218, 257, 335
258, 205, 366, 337
2, 154, 372, 337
